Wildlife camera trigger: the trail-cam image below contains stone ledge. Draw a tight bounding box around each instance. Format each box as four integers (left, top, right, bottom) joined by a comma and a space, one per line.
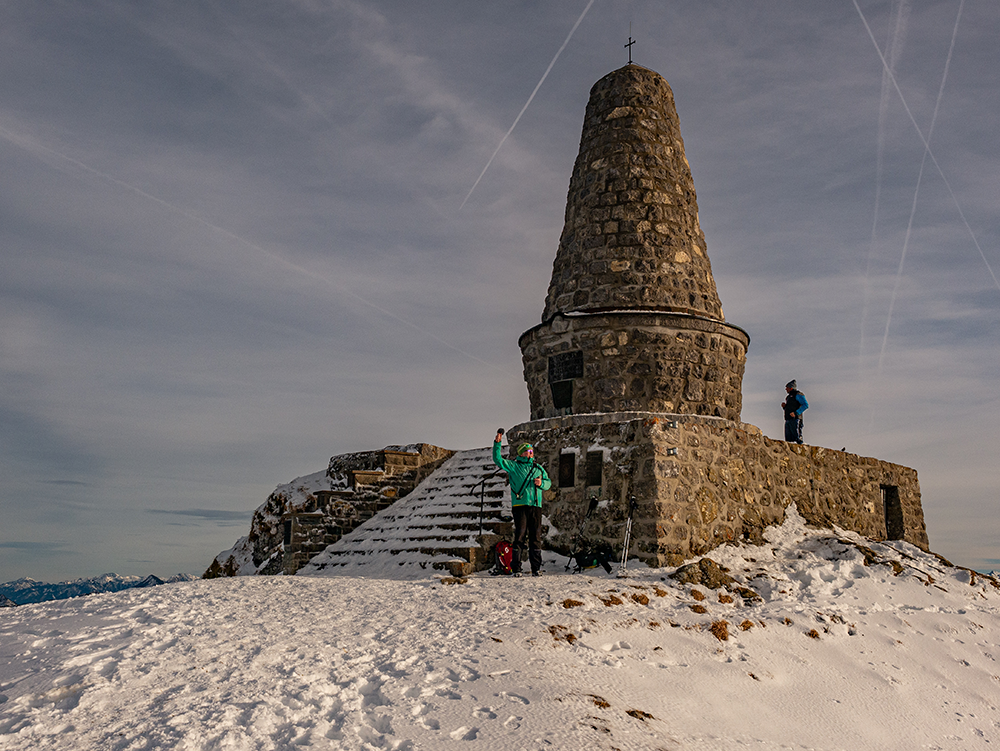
511, 411, 744, 434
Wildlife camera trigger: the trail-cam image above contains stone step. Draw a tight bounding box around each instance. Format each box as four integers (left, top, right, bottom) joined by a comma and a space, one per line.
296, 447, 531, 576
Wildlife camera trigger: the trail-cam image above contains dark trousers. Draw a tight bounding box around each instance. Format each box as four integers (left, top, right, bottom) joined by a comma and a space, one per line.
784, 417, 803, 444
512, 505, 543, 573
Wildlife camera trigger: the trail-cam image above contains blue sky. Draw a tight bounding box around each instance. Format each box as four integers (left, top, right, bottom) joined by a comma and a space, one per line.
1, 0, 997, 582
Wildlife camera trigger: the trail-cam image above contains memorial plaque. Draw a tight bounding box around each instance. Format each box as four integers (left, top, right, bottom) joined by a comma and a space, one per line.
548, 351, 583, 383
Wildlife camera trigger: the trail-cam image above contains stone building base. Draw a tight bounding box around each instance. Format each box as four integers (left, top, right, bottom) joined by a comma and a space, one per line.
507, 412, 928, 567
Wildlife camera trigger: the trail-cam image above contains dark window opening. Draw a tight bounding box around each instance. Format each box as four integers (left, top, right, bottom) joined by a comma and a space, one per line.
558, 453, 576, 488
585, 451, 603, 487
283, 519, 292, 546
551, 380, 573, 411
881, 485, 904, 540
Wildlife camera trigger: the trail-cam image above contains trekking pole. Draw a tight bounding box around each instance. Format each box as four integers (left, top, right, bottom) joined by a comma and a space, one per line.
473, 471, 504, 538
616, 496, 639, 579
566, 495, 600, 571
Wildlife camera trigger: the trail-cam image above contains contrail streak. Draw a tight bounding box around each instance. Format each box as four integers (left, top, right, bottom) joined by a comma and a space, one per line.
0, 123, 504, 372
459, 0, 597, 210
877, 0, 965, 375
860, 1, 911, 433
852, 0, 999, 294
859, 0, 909, 379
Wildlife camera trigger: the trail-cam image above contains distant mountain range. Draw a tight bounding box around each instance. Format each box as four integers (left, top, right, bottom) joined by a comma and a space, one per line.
0, 573, 197, 606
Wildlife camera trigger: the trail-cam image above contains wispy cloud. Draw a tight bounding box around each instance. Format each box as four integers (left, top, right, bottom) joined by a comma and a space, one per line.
0, 541, 71, 552
147, 509, 251, 523
1, 1, 998, 581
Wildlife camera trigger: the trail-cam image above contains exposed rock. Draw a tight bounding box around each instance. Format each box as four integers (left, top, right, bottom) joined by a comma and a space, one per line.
670, 558, 734, 589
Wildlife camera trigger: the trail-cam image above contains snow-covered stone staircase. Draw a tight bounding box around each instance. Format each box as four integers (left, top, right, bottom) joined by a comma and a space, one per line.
299, 448, 512, 577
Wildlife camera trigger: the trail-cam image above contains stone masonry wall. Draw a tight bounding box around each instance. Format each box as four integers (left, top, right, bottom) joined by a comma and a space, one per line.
519, 311, 748, 421
508, 413, 927, 567
542, 65, 724, 321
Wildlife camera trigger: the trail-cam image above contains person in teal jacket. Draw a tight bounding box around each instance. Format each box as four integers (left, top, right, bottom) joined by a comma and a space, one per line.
493, 430, 552, 576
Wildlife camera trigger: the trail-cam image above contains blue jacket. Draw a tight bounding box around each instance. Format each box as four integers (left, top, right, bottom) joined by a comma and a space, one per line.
783, 391, 809, 420
492, 442, 551, 507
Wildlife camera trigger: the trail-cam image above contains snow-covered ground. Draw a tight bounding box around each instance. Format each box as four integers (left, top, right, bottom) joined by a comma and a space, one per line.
2, 510, 998, 750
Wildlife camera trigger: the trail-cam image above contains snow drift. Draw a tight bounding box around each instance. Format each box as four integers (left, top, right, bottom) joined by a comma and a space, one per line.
1, 509, 997, 750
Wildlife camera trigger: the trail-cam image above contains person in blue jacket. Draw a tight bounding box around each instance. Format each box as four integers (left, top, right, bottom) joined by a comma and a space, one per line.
493, 430, 552, 577
782, 380, 809, 444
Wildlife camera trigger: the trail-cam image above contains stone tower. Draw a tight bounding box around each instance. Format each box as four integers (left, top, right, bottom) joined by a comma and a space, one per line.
519, 64, 749, 421
508, 63, 928, 566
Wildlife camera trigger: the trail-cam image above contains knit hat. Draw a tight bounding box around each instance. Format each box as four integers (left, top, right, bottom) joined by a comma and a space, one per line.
517, 443, 533, 455
786, 380, 797, 389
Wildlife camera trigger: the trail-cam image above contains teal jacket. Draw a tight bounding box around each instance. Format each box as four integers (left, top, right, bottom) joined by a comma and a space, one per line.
492, 441, 551, 507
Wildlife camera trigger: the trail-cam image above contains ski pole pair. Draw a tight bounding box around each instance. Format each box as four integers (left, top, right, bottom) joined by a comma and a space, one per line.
616, 496, 639, 579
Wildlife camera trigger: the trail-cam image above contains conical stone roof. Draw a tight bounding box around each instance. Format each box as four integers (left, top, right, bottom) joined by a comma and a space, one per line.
541, 64, 724, 322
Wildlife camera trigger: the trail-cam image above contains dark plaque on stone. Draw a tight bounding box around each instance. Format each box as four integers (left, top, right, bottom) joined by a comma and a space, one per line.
548, 351, 584, 383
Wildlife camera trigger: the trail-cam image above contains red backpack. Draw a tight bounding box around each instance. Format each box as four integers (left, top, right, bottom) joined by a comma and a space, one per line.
491, 540, 513, 575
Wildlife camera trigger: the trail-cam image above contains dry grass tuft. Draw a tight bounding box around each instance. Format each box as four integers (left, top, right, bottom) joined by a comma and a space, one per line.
732, 585, 763, 604
599, 594, 624, 607
548, 625, 578, 644
739, 619, 755, 631
718, 593, 734, 604
589, 694, 611, 709
710, 620, 730, 641
652, 586, 670, 597
439, 577, 468, 585
562, 598, 585, 609
631, 592, 650, 605
690, 603, 708, 614
807, 629, 820, 639
626, 708, 655, 721
690, 588, 706, 601
586, 719, 611, 734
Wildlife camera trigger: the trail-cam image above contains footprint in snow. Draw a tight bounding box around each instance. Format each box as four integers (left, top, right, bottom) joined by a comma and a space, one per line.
498, 691, 529, 704
449, 726, 478, 741
601, 641, 632, 652
365, 711, 393, 735
458, 666, 482, 681
473, 706, 497, 719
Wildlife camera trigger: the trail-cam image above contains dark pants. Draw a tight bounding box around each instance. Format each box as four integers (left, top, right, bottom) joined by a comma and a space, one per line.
512, 505, 543, 574
784, 417, 803, 444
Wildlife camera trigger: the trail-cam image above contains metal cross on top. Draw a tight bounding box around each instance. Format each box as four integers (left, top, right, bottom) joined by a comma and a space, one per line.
624, 35, 635, 64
